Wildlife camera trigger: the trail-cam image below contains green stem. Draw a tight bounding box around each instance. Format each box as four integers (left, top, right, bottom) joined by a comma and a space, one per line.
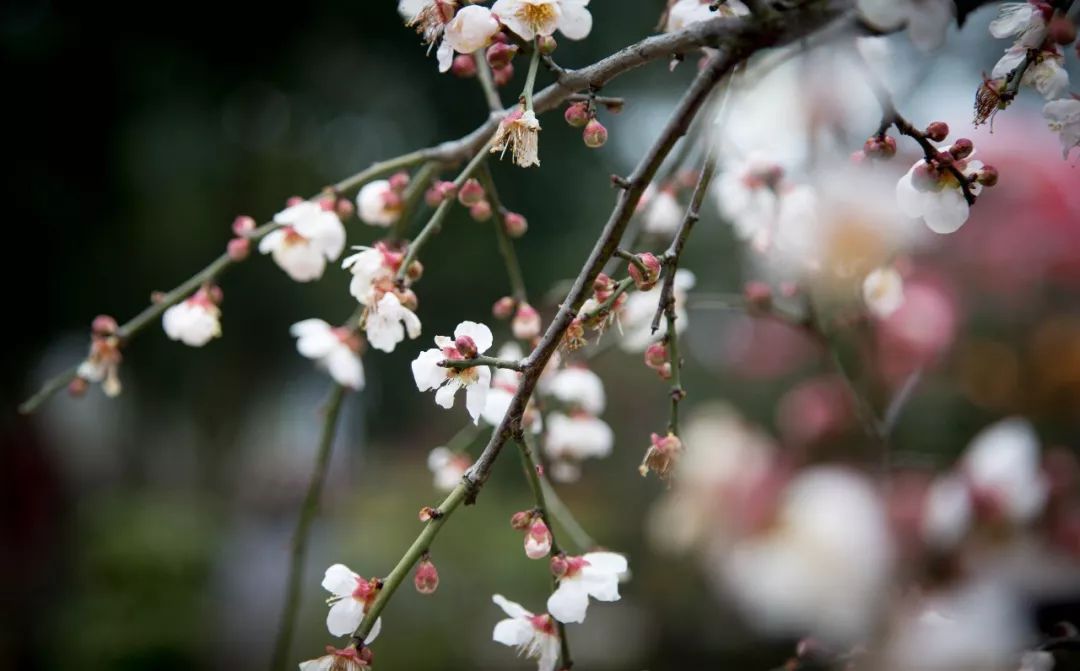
474, 53, 504, 113
523, 44, 541, 111
477, 165, 528, 303
539, 477, 596, 553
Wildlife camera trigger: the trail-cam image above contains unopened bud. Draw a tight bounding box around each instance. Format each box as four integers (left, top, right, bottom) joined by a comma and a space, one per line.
68, 377, 89, 397
458, 179, 485, 207
644, 342, 668, 369
425, 180, 457, 207
92, 315, 118, 336
205, 285, 224, 305
537, 35, 557, 55
524, 519, 553, 559
232, 215, 256, 237
492, 63, 514, 87
451, 54, 477, 78
227, 237, 250, 261
486, 42, 518, 69
550, 554, 569, 578
1049, 15, 1077, 45
628, 252, 661, 290
862, 135, 896, 159
493, 296, 517, 320
503, 211, 528, 238
389, 171, 410, 192
949, 138, 974, 160
510, 510, 534, 530
335, 198, 355, 221
583, 119, 608, 148
395, 288, 419, 311
564, 101, 590, 128
513, 303, 541, 340
934, 151, 955, 168
407, 260, 424, 282
977, 165, 999, 187
414, 558, 439, 595
357, 648, 374, 666
743, 281, 773, 313
849, 150, 867, 165
286, 196, 304, 207
469, 200, 493, 222
925, 121, 949, 142
318, 196, 336, 212
454, 335, 478, 359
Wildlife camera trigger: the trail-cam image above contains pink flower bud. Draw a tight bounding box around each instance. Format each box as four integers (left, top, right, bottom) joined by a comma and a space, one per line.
451, 54, 477, 78
395, 287, 419, 311
205, 285, 224, 305
92, 315, 118, 336
414, 558, 439, 595
949, 138, 974, 160
537, 34, 557, 54
639, 432, 683, 479
469, 200, 493, 222
564, 101, 590, 128
644, 342, 668, 369
493, 296, 517, 320
454, 334, 478, 359
227, 237, 250, 261
458, 178, 485, 207
510, 510, 534, 530
318, 196, 336, 212
977, 164, 999, 187
492, 63, 514, 87
503, 211, 528, 238
407, 260, 424, 282
849, 150, 867, 165
335, 197, 355, 220
419, 506, 438, 522
425, 180, 457, 207
743, 281, 773, 313
925, 121, 949, 142
286, 195, 304, 207
513, 303, 542, 340
232, 215, 256, 237
934, 150, 954, 168
388, 171, 410, 193
550, 554, 569, 578
68, 377, 88, 397
1049, 15, 1077, 45
582, 119, 608, 148
524, 519, 552, 559
627, 252, 661, 290
485, 42, 518, 69
862, 135, 896, 159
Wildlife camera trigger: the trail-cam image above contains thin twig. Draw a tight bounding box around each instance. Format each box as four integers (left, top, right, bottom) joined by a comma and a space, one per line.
477, 164, 529, 303
474, 53, 504, 113
439, 355, 525, 371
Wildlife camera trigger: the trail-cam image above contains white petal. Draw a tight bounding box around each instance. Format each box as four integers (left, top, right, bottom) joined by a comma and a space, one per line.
435, 379, 461, 409
465, 368, 491, 424
557, 0, 592, 40
412, 349, 448, 391
326, 598, 365, 637
493, 618, 534, 647
923, 188, 970, 235
547, 579, 590, 624
326, 346, 364, 389
321, 563, 359, 596
493, 594, 533, 619
583, 551, 628, 574
454, 321, 494, 354
366, 616, 382, 644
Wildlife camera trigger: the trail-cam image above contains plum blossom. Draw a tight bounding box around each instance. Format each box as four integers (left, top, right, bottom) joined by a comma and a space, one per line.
855, 0, 952, 51
715, 155, 786, 249
290, 319, 365, 389
639, 185, 683, 235
411, 321, 493, 423
543, 412, 613, 482
491, 594, 560, 671
1044, 98, 1080, 160
342, 243, 403, 307
547, 552, 628, 623
617, 269, 695, 351
524, 519, 553, 559
482, 343, 541, 432
491, 0, 593, 41
862, 266, 905, 318
77, 331, 124, 398
989, 2, 1051, 49
259, 201, 346, 282
162, 287, 222, 347
664, 0, 748, 32
365, 292, 422, 354
544, 365, 605, 414
720, 467, 893, 642
321, 563, 383, 639
356, 180, 403, 227
896, 147, 984, 234
992, 46, 1069, 101
427, 446, 470, 492
962, 417, 1048, 525
491, 107, 541, 168
401, 1, 500, 72
299, 646, 372, 671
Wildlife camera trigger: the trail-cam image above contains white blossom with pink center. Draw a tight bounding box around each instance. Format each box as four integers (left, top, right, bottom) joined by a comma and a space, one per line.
862, 266, 905, 318
259, 201, 346, 282
481, 343, 541, 432
491, 0, 592, 41
356, 180, 403, 227
290, 319, 365, 389
543, 411, 613, 482
321, 563, 383, 640
992, 46, 1069, 101
365, 292, 422, 354
617, 269, 695, 352
855, 0, 953, 50
962, 417, 1048, 525
1043, 98, 1080, 160
491, 594, 561, 671
989, 2, 1051, 49
342, 243, 405, 307
427, 446, 471, 492
546, 552, 628, 623
411, 321, 493, 423
162, 288, 221, 347
544, 365, 605, 415
896, 147, 984, 235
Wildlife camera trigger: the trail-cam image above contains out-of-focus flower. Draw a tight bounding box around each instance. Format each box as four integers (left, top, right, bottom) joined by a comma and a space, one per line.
547, 552, 628, 623
1044, 98, 1080, 160
481, 343, 542, 432
896, 149, 984, 235
365, 292, 422, 354
876, 276, 959, 384
639, 432, 682, 480
427, 446, 470, 491
618, 269, 695, 351
491, 594, 560, 671
322, 563, 382, 639
491, 107, 542, 168
356, 180, 403, 227
259, 202, 346, 282
342, 243, 403, 307
543, 412, 613, 481
544, 365, 605, 414
290, 319, 365, 389
491, 0, 593, 41
719, 467, 893, 643
412, 321, 493, 423
715, 155, 786, 250
162, 287, 222, 347
77, 321, 124, 398
639, 185, 683, 235
963, 417, 1048, 525
299, 645, 373, 671
775, 375, 853, 448
992, 46, 1070, 101
989, 2, 1051, 49
855, 0, 952, 50
664, 0, 748, 32
863, 266, 905, 318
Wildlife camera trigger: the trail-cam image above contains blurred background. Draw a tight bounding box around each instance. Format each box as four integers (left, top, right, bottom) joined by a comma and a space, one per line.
4, 1, 1080, 669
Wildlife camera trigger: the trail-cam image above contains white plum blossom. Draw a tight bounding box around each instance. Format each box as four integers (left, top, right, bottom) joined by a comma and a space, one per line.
365, 292, 422, 354
664, 0, 748, 32
482, 343, 541, 432
342, 243, 402, 307
547, 552, 628, 624
162, 288, 221, 347
491, 0, 593, 41
543, 411, 613, 482
862, 266, 905, 318
544, 365, 605, 414
921, 475, 973, 549
896, 149, 984, 234
321, 563, 382, 639
438, 5, 501, 70
491, 107, 542, 168
356, 180, 402, 227
720, 467, 893, 643
989, 2, 1050, 49
715, 155, 786, 248
299, 646, 371, 671
1044, 98, 1080, 160
640, 186, 683, 235
618, 269, 695, 351
992, 47, 1070, 101
77, 335, 123, 398
411, 321, 494, 423
855, 0, 952, 50
290, 319, 365, 389
962, 417, 1048, 525
259, 201, 346, 282
427, 446, 470, 492
491, 595, 561, 671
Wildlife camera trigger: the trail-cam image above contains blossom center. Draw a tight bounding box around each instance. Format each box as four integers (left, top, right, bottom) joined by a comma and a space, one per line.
519, 3, 557, 29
